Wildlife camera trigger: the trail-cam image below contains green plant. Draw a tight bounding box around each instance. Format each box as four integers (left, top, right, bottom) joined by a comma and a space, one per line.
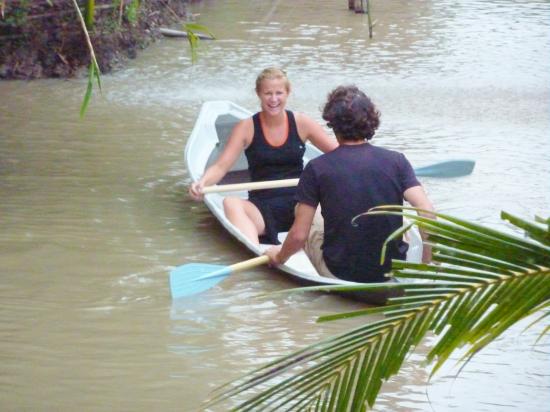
205, 207, 550, 410
70, 1, 213, 116
84, 0, 95, 29
125, 0, 139, 25
71, 0, 101, 117
183, 22, 215, 63
1, 0, 30, 26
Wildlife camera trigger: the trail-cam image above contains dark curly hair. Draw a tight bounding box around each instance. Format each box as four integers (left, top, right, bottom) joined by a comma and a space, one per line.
322, 85, 380, 141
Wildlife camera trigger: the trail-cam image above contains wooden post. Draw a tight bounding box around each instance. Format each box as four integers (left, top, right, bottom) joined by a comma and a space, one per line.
351, 0, 366, 14
348, 0, 374, 38
366, 0, 373, 38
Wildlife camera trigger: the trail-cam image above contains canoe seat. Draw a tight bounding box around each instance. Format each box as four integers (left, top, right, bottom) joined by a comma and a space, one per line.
206, 114, 249, 172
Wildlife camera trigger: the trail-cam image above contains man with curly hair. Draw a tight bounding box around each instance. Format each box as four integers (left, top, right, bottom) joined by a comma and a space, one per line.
265, 85, 434, 284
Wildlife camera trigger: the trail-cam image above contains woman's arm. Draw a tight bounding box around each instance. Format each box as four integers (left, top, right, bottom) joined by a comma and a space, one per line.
189, 118, 254, 200
295, 113, 338, 153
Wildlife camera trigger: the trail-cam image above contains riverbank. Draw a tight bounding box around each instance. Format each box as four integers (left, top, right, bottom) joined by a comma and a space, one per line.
0, 0, 191, 79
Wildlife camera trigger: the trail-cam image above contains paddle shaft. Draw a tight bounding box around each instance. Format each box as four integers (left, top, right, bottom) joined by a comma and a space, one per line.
201, 160, 475, 194
202, 179, 298, 194
195, 255, 270, 281
229, 255, 270, 272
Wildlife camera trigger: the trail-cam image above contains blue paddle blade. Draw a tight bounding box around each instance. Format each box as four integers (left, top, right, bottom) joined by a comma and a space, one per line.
414, 160, 475, 178
170, 263, 232, 299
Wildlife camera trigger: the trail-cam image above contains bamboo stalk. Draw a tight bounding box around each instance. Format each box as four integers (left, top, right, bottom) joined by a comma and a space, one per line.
71, 0, 99, 69
85, 0, 95, 29
119, 0, 124, 25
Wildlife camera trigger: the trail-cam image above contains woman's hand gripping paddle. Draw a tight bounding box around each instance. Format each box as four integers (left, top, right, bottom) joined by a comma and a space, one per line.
170, 255, 269, 299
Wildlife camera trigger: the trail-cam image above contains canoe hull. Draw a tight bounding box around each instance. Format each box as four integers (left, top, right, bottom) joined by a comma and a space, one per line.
185, 101, 423, 301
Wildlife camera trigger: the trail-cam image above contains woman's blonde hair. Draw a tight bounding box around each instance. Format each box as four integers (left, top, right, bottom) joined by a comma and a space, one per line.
255, 67, 291, 93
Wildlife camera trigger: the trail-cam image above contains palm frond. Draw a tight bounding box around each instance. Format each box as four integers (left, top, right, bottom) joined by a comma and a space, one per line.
205, 208, 550, 411
502, 211, 550, 246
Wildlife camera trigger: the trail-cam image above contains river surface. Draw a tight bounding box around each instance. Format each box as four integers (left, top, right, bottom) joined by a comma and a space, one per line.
1, 0, 549, 410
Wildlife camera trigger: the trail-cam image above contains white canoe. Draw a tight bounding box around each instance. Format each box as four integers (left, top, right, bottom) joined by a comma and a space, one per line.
185, 101, 423, 297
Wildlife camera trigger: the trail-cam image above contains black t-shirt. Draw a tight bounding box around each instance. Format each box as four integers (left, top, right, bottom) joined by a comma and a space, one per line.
297, 143, 420, 282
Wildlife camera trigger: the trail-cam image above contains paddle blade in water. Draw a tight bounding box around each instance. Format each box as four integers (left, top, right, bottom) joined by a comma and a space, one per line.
414, 160, 475, 178
170, 263, 231, 299
169, 256, 269, 299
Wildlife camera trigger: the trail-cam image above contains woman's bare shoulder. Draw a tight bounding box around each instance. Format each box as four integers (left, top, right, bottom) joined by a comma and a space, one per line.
294, 111, 319, 127
293, 112, 323, 135
229, 116, 255, 146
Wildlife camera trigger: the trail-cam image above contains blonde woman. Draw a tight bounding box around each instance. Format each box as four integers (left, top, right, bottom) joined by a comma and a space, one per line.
189, 67, 337, 245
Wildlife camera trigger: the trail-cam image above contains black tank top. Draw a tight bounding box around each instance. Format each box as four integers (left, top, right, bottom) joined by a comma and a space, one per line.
245, 111, 306, 200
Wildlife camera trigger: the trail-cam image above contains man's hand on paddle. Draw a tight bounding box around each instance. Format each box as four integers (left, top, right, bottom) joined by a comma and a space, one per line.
264, 245, 283, 267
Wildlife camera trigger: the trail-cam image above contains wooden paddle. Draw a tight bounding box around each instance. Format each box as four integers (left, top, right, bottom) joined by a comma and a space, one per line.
202, 179, 299, 194
202, 159, 475, 194
170, 255, 269, 299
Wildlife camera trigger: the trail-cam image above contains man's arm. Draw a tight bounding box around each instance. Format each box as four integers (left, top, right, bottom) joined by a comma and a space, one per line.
264, 203, 317, 265
404, 185, 435, 263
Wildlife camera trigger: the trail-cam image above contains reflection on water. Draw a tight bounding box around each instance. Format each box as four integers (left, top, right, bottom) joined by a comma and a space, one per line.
1, 0, 549, 410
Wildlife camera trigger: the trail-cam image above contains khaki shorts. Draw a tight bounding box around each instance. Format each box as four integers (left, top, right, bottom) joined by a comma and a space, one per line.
304, 208, 338, 279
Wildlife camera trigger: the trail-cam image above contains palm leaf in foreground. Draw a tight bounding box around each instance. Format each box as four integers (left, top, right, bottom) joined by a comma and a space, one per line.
204, 208, 550, 411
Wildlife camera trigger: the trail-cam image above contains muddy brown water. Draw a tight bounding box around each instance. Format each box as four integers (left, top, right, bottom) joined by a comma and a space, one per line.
1, 0, 549, 410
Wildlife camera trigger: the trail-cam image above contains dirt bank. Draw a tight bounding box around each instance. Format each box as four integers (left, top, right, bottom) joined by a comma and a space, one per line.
0, 0, 192, 79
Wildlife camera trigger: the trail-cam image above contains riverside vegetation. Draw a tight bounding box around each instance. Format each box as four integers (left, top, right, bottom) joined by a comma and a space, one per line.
0, 0, 213, 115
